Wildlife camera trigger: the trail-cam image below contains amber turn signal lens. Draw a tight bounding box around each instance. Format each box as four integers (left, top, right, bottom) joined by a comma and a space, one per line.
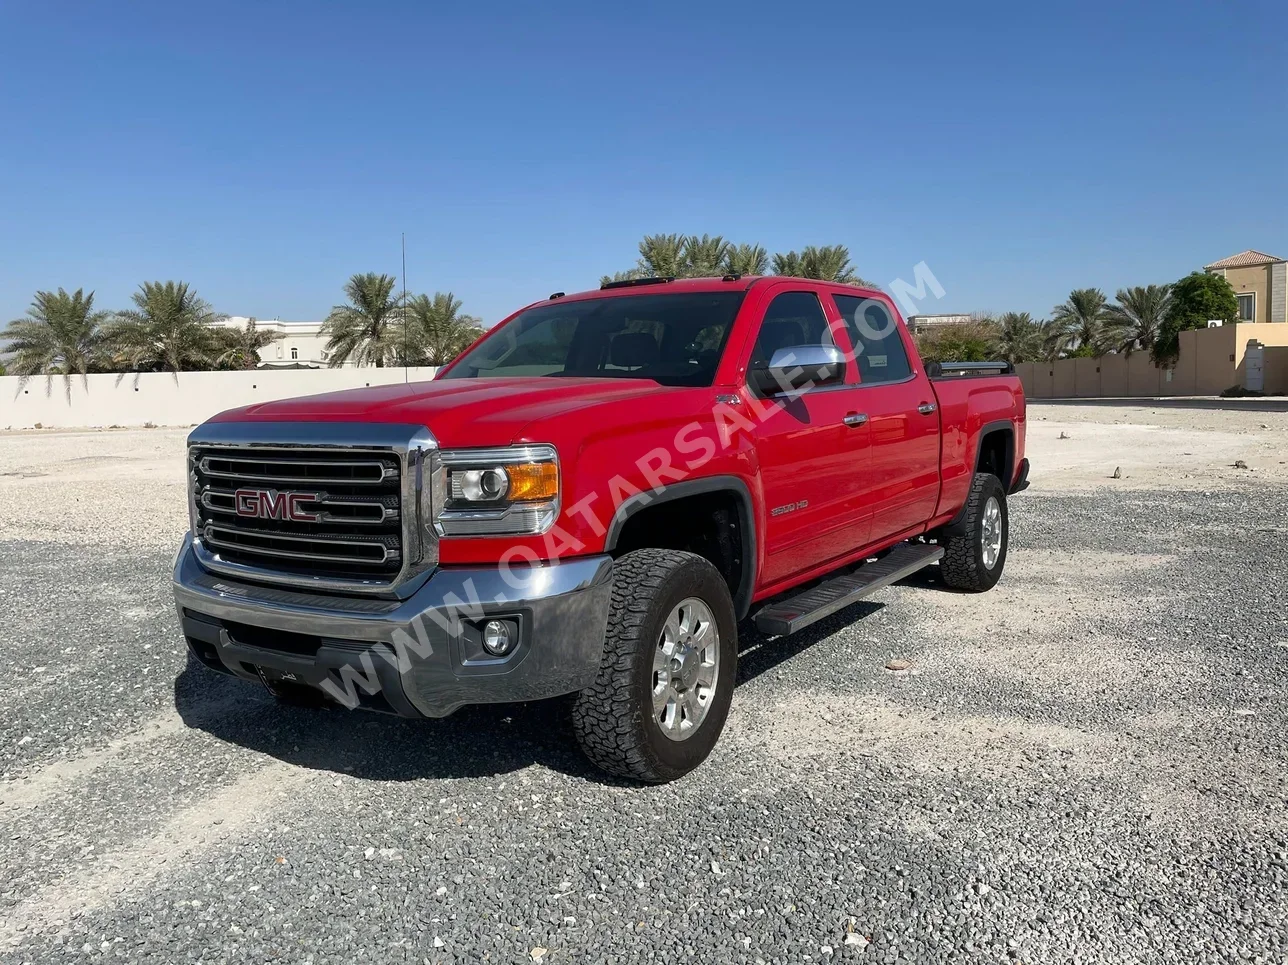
504, 462, 558, 501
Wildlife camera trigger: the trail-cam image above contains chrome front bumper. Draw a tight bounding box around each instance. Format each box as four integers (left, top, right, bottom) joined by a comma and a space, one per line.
173, 535, 613, 717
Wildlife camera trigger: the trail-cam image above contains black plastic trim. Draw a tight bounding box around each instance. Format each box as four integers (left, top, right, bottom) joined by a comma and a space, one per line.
453, 610, 532, 673
941, 420, 1016, 534
600, 276, 675, 290
927, 360, 1016, 378
754, 543, 944, 636
604, 475, 757, 619
1009, 457, 1030, 494
181, 614, 421, 717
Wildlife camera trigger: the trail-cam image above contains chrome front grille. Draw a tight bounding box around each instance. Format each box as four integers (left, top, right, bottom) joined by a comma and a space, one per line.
199, 486, 400, 526
187, 423, 437, 593
202, 516, 402, 565
197, 453, 399, 486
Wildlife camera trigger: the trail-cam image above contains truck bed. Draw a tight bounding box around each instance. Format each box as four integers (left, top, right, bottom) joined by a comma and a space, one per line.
929, 368, 1027, 518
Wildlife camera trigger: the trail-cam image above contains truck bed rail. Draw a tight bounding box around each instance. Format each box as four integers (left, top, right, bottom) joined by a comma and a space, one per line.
926, 360, 1015, 379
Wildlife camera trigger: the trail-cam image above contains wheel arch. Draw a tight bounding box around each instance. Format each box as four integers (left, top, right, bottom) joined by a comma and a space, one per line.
604, 475, 757, 619
939, 421, 1014, 537
974, 419, 1016, 486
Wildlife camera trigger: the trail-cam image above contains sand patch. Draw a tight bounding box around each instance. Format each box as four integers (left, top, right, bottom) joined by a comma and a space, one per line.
0, 761, 312, 948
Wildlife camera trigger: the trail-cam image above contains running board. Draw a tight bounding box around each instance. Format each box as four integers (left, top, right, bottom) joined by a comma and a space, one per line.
753, 543, 944, 636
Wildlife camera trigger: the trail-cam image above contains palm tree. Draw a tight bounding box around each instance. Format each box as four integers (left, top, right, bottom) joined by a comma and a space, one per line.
771, 250, 806, 277
1047, 288, 1114, 358
804, 245, 862, 283
638, 234, 687, 278
403, 292, 485, 365
599, 269, 644, 286
320, 273, 402, 367
2, 288, 111, 396
773, 245, 877, 287
213, 318, 284, 370
108, 281, 223, 373
605, 235, 877, 286
605, 233, 737, 281
1034, 318, 1062, 362
995, 311, 1044, 364
1106, 284, 1171, 355
723, 243, 769, 276
682, 234, 732, 276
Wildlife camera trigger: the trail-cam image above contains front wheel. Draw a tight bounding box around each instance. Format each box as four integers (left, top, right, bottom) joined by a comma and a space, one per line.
939, 472, 1009, 591
571, 549, 737, 783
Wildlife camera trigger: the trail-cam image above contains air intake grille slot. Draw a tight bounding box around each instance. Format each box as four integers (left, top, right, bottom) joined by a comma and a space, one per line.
191, 445, 404, 583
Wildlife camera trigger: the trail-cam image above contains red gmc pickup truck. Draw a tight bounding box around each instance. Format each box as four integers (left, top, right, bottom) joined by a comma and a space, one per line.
174, 275, 1027, 782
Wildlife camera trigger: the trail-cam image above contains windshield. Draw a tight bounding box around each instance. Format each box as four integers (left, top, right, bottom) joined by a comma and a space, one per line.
441, 290, 746, 387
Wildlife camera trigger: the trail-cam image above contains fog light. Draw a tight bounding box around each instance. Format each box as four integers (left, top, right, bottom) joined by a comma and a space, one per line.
481, 619, 513, 656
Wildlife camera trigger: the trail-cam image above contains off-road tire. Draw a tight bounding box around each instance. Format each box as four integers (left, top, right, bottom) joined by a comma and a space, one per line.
571, 549, 737, 783
939, 472, 1008, 592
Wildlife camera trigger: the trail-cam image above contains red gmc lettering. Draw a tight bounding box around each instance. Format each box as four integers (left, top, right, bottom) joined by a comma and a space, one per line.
233, 489, 319, 522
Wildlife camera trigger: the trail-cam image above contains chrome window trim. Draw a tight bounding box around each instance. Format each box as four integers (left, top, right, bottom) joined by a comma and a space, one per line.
769, 381, 864, 398
186, 421, 438, 596
850, 372, 919, 390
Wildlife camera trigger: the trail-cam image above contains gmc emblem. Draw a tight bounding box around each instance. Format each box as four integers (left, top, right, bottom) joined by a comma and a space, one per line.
234, 488, 320, 523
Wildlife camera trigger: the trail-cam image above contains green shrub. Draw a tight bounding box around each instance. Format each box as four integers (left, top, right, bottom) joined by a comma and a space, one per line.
1152, 272, 1238, 365
914, 320, 1001, 363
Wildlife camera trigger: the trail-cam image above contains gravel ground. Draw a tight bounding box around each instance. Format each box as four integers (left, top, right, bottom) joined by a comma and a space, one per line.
1, 409, 1286, 964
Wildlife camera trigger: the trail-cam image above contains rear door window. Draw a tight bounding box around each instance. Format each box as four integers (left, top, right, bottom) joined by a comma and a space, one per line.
832, 294, 912, 384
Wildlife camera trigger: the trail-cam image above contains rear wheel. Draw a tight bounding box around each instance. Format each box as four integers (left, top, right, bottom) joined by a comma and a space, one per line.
939, 472, 1008, 591
572, 549, 737, 783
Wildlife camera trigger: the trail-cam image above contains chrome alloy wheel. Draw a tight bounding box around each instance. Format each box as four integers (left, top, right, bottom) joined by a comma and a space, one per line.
651, 597, 720, 741
981, 496, 1003, 570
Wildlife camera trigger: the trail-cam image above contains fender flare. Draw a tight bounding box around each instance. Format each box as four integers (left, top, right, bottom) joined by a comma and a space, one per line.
941, 420, 1015, 535
604, 475, 757, 619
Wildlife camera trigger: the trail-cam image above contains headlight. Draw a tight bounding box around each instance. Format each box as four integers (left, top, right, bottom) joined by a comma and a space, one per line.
451, 467, 510, 502
436, 445, 559, 536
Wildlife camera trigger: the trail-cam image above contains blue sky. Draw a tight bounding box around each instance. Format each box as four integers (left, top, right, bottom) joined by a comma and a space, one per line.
1, 0, 1285, 326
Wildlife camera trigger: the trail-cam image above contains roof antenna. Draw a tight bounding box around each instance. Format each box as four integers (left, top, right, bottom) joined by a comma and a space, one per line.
401, 232, 409, 384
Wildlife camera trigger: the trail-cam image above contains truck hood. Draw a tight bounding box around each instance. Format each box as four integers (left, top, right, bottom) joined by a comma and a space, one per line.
210, 377, 677, 447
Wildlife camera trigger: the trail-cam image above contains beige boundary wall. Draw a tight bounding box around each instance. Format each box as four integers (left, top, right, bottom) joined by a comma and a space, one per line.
1015, 323, 1288, 398
1, 367, 440, 430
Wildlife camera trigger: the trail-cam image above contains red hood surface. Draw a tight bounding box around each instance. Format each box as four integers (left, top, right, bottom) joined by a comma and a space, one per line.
209, 377, 677, 447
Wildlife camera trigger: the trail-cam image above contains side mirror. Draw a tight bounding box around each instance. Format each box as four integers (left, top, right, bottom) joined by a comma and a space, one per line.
749, 344, 845, 394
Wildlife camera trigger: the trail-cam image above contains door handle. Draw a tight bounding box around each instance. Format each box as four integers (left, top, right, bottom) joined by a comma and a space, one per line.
843, 412, 868, 427
917, 402, 937, 415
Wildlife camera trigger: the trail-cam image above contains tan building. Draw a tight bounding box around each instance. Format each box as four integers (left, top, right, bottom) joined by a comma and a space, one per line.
1204, 249, 1287, 323
213, 317, 353, 368
906, 313, 972, 333
1014, 323, 1288, 398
